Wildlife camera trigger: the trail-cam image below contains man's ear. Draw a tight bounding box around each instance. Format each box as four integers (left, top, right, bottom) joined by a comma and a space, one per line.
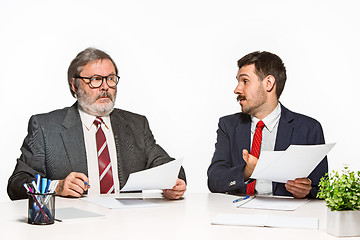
264, 75, 276, 92
71, 78, 77, 94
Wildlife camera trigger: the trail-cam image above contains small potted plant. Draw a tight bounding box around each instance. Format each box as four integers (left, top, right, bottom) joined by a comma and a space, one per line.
317, 166, 360, 237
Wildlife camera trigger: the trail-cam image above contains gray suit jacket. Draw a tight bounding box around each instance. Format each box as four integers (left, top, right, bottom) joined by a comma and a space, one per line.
8, 103, 186, 200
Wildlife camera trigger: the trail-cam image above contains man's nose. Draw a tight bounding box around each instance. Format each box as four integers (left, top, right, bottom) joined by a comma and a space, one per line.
100, 78, 110, 90
234, 82, 242, 95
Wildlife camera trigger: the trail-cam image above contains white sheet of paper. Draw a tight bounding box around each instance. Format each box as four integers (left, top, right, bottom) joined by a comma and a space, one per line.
55, 207, 105, 222
82, 196, 161, 209
237, 196, 309, 211
212, 213, 318, 229
251, 143, 335, 183
120, 158, 183, 192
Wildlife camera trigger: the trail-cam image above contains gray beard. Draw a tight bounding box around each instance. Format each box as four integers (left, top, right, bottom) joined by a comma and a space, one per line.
76, 88, 116, 117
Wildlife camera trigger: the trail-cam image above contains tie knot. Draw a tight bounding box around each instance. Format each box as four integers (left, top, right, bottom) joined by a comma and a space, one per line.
256, 120, 265, 130
94, 117, 103, 127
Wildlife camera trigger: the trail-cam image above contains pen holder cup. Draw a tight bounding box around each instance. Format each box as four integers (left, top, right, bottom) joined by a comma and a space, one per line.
27, 192, 55, 225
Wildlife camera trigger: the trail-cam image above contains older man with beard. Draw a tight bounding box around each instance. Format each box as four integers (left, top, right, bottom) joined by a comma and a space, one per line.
7, 48, 186, 200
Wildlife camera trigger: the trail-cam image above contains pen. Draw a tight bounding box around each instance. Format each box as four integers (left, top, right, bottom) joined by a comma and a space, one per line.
23, 183, 30, 192
45, 179, 51, 193
233, 195, 250, 203
44, 180, 58, 204
41, 178, 47, 194
84, 181, 90, 187
236, 196, 256, 208
31, 180, 40, 193
52, 180, 59, 193
36, 174, 41, 193
46, 180, 58, 194
24, 183, 38, 221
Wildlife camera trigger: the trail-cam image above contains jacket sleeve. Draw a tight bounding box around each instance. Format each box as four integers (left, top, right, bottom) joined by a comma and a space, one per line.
207, 118, 247, 193
7, 116, 46, 200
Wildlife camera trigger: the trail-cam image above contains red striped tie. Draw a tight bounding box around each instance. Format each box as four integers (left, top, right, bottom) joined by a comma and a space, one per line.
94, 117, 115, 194
246, 120, 265, 195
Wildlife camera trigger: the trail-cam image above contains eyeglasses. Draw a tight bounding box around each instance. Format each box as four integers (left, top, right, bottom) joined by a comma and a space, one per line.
76, 74, 120, 88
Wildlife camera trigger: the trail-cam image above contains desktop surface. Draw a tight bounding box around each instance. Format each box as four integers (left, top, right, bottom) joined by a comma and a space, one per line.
0, 192, 354, 240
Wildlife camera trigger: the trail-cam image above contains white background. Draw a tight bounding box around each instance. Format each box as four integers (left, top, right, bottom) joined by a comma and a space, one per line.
0, 0, 359, 202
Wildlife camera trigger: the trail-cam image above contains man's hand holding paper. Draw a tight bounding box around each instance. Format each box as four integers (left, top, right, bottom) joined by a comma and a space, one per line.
245, 143, 335, 198
285, 178, 312, 198
121, 158, 185, 200
162, 178, 186, 200
243, 149, 313, 198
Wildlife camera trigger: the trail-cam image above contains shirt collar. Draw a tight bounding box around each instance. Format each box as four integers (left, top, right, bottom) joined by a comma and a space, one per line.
78, 109, 111, 131
251, 103, 281, 133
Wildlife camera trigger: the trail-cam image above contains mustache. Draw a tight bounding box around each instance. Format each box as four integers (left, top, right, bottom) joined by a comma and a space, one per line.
96, 92, 114, 101
237, 95, 246, 102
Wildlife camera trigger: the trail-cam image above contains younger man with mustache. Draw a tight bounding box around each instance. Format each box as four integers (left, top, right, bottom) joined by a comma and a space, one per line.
207, 51, 327, 198
8, 48, 186, 200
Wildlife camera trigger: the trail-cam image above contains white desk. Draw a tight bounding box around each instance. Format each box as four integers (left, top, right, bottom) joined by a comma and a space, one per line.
0, 193, 355, 240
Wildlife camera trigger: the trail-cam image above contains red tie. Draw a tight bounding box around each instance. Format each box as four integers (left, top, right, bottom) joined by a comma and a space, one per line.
94, 117, 115, 194
246, 120, 265, 195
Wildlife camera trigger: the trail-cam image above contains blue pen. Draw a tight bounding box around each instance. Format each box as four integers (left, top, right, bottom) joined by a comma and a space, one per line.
45, 179, 51, 193
41, 178, 47, 194
84, 181, 90, 187
233, 195, 250, 203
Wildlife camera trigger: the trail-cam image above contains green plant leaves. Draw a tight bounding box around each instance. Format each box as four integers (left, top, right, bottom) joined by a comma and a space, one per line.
317, 167, 360, 211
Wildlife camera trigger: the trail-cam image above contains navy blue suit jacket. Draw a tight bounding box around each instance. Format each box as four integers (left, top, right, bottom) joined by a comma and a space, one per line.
207, 104, 328, 198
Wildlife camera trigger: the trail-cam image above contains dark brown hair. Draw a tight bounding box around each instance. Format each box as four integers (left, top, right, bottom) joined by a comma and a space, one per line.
237, 51, 287, 99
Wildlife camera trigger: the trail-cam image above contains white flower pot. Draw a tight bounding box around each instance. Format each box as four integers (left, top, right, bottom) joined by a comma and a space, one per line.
326, 208, 360, 237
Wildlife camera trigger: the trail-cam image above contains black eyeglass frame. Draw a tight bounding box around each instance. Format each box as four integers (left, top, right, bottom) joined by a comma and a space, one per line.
75, 74, 120, 88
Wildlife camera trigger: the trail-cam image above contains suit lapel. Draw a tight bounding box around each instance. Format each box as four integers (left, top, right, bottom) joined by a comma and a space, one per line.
110, 111, 132, 187
273, 104, 294, 192
60, 103, 88, 175
274, 104, 294, 151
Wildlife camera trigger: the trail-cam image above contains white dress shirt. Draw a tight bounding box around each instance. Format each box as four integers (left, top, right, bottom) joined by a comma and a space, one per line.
78, 109, 120, 195
250, 103, 281, 195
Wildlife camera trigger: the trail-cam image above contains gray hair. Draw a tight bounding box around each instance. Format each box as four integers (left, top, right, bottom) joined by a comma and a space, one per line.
67, 47, 118, 97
